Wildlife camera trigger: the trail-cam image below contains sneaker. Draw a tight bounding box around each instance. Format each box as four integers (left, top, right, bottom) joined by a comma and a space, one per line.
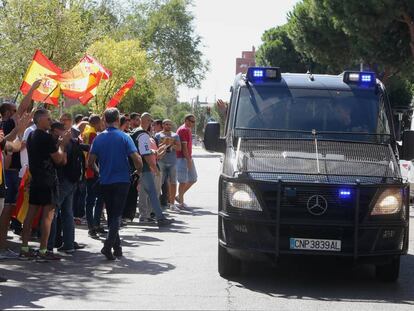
74, 242, 85, 250
176, 203, 190, 210
113, 247, 123, 258
0, 249, 19, 260
19, 248, 37, 261
95, 227, 108, 234
168, 204, 182, 213
88, 229, 98, 238
38, 251, 62, 261
157, 218, 175, 227
139, 217, 156, 225
57, 246, 75, 254
101, 247, 115, 261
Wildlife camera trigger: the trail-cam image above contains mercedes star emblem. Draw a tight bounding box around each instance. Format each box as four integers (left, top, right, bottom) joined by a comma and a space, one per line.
306, 195, 328, 216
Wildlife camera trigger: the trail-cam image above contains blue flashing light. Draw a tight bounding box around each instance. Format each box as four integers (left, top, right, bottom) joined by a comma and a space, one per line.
247, 67, 281, 83
343, 71, 376, 87
253, 70, 264, 78
339, 189, 352, 199
360, 74, 372, 83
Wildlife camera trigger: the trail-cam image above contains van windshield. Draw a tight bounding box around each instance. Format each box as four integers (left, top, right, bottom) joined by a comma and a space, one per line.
235, 86, 390, 136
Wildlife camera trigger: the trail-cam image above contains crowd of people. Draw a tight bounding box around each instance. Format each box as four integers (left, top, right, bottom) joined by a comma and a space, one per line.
0, 81, 198, 281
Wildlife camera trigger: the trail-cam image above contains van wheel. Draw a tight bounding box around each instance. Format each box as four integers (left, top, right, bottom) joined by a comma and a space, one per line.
218, 244, 241, 277
376, 256, 400, 282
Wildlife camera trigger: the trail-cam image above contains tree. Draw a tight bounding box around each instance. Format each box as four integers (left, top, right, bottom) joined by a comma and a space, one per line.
317, 1, 414, 58
0, 0, 114, 97
256, 25, 308, 72
86, 38, 155, 113
123, 0, 209, 88
287, 0, 358, 74
314, 0, 414, 81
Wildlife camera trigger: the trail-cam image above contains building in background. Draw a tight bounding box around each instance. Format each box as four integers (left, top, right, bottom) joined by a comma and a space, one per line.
236, 46, 256, 75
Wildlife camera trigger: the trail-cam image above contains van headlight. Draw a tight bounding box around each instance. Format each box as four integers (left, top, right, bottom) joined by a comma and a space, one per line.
226, 182, 262, 211
371, 188, 403, 215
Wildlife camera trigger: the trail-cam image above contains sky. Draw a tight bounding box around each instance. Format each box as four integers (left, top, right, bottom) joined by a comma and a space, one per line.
178, 0, 299, 103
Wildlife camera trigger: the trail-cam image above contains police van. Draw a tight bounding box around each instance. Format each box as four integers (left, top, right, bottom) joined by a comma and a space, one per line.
204, 67, 414, 282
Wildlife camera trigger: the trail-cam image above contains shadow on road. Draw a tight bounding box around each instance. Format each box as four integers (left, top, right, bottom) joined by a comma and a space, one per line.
0, 244, 175, 309
229, 254, 414, 305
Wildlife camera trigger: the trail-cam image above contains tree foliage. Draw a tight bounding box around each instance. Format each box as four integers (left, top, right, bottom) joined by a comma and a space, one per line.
258, 0, 414, 107
86, 38, 154, 113
0, 0, 208, 114
122, 0, 209, 88
287, 0, 357, 73
256, 25, 308, 72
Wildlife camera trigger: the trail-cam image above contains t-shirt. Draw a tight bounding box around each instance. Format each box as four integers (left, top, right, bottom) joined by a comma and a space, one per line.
27, 129, 58, 187
19, 124, 36, 178
176, 124, 192, 158
155, 132, 180, 165
136, 129, 153, 172
82, 125, 98, 179
90, 127, 137, 185
2, 118, 21, 170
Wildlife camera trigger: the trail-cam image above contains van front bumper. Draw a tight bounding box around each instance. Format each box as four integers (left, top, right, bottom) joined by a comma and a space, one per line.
218, 176, 410, 262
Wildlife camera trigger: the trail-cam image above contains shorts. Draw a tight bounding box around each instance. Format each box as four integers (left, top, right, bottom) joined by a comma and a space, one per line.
5, 170, 20, 204
29, 184, 58, 206
158, 162, 177, 184
176, 158, 197, 184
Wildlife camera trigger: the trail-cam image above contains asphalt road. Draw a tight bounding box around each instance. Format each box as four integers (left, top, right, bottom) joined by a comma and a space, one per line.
1, 150, 414, 310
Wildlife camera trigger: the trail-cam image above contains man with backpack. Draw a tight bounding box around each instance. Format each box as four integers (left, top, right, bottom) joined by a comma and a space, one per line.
135, 113, 173, 226
47, 116, 86, 254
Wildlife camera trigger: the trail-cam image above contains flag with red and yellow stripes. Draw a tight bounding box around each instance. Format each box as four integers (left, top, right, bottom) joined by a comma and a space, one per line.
49, 55, 109, 104
12, 168, 42, 227
106, 77, 136, 108
19, 50, 62, 106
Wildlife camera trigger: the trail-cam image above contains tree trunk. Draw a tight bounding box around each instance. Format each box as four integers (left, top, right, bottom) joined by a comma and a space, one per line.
402, 12, 414, 58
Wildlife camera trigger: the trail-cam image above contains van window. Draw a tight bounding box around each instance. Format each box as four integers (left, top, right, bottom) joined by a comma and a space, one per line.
235, 86, 390, 136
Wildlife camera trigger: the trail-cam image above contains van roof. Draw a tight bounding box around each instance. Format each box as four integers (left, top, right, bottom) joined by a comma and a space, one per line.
235, 72, 379, 92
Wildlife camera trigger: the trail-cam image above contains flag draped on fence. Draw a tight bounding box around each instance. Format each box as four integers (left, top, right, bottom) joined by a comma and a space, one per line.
19, 50, 62, 106
106, 77, 136, 108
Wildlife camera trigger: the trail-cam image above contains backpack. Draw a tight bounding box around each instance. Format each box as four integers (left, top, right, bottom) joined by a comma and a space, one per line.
129, 128, 149, 173
63, 139, 84, 183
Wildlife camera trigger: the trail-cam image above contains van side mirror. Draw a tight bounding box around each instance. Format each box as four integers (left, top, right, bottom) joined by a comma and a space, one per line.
203, 122, 226, 153
401, 130, 414, 160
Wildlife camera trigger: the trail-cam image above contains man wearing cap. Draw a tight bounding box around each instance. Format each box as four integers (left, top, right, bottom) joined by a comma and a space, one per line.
133, 112, 173, 226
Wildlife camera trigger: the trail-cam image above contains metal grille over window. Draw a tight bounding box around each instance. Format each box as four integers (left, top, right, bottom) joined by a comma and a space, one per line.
233, 130, 400, 183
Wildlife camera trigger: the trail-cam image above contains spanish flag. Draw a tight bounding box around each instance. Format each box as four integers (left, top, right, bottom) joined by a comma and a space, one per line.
19, 50, 62, 106
77, 55, 110, 105
80, 54, 111, 80
49, 55, 109, 102
106, 77, 136, 108
11, 168, 42, 228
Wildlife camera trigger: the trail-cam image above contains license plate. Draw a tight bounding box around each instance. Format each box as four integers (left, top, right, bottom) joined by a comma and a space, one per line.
290, 238, 341, 252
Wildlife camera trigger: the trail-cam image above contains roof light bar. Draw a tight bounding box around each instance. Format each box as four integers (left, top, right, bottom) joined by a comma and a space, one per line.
247, 67, 281, 83
343, 71, 376, 87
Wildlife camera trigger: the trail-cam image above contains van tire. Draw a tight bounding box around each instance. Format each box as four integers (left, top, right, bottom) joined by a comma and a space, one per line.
375, 256, 400, 282
218, 244, 241, 277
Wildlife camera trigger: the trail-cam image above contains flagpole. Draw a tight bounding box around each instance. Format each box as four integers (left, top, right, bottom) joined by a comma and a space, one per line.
41, 84, 59, 109
13, 90, 20, 104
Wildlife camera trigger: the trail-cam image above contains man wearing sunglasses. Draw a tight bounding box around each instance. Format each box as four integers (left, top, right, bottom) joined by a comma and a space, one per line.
176, 114, 197, 209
